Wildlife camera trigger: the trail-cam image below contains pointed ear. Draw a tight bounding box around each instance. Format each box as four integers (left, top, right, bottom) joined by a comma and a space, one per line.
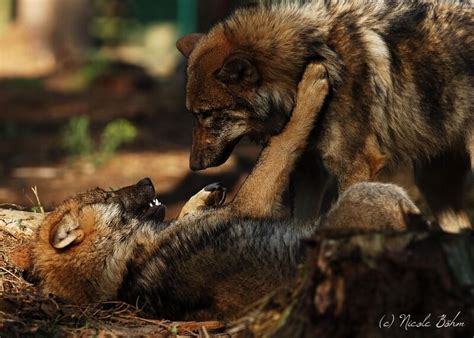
216, 54, 260, 86
50, 219, 84, 249
176, 33, 204, 58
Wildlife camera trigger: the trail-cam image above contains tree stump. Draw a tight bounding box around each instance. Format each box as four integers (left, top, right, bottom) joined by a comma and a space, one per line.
239, 230, 474, 338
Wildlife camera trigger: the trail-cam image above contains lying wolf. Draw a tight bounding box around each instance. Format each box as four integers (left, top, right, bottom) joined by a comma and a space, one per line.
31, 65, 423, 321
177, 0, 473, 232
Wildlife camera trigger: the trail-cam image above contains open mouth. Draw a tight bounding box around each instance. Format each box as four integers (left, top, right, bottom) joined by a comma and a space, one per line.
140, 196, 166, 222
114, 178, 167, 222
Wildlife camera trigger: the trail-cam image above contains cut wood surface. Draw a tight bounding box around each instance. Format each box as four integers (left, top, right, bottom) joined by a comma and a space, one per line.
0, 208, 44, 239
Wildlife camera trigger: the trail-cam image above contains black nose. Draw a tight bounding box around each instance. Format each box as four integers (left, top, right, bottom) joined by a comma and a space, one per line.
113, 178, 156, 213
190, 156, 205, 171
190, 162, 203, 171
136, 177, 153, 187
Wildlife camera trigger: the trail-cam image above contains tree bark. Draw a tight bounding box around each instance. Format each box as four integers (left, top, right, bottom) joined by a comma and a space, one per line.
238, 230, 474, 338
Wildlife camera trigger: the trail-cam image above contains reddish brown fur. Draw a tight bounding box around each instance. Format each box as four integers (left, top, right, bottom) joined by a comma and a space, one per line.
177, 1, 473, 231
32, 64, 330, 319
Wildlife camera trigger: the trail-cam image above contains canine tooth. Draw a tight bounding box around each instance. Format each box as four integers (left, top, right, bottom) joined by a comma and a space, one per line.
149, 202, 154, 207
154, 199, 160, 206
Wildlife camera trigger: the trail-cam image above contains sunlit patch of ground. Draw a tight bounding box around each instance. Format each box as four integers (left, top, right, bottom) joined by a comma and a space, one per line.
0, 146, 258, 220
0, 26, 55, 78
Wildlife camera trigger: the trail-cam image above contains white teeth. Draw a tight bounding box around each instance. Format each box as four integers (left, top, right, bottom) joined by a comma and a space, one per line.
148, 198, 161, 207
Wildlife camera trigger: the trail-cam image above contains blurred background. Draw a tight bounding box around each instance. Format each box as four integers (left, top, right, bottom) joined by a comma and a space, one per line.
0, 0, 260, 218
0, 0, 472, 220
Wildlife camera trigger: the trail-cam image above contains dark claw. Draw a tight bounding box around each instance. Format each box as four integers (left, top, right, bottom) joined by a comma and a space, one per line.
203, 183, 227, 207
204, 182, 224, 192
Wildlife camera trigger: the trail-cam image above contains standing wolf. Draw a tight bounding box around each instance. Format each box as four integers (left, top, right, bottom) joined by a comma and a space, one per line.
177, 0, 473, 232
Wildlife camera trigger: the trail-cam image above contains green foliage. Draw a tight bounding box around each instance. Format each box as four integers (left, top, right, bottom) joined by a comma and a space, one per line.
61, 116, 137, 165
61, 116, 94, 158
100, 119, 137, 155
15, 219, 26, 231
1, 78, 44, 91
91, 0, 140, 46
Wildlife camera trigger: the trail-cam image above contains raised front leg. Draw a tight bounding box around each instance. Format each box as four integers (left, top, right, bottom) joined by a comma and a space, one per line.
231, 63, 329, 219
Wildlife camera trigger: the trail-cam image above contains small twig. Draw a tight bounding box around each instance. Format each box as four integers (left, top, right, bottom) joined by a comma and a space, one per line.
31, 186, 45, 214
199, 326, 211, 338
0, 267, 23, 281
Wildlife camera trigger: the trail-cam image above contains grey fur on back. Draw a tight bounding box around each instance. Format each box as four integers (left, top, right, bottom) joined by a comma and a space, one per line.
319, 182, 420, 232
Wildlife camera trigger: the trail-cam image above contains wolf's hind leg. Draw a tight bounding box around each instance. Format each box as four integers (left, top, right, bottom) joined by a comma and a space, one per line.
231, 63, 329, 219
415, 148, 472, 233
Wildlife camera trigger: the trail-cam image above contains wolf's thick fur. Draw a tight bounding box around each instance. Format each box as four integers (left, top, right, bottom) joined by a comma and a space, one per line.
177, 0, 473, 232
32, 181, 313, 320
32, 64, 329, 320
31, 180, 421, 320
31, 73, 423, 319
319, 182, 422, 233
30, 65, 432, 320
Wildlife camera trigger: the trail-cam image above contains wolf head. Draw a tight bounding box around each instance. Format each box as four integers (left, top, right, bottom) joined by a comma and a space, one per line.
32, 178, 166, 304
177, 5, 340, 170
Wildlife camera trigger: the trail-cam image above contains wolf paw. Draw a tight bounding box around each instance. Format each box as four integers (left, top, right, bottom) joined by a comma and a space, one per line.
178, 182, 227, 218
203, 182, 227, 207
296, 63, 328, 101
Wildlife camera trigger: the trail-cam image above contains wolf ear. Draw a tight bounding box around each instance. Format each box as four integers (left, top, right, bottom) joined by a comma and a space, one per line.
176, 33, 204, 58
50, 220, 84, 249
216, 54, 260, 86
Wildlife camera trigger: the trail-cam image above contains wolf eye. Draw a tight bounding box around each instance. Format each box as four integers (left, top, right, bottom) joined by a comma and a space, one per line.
194, 110, 213, 119
201, 111, 213, 119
